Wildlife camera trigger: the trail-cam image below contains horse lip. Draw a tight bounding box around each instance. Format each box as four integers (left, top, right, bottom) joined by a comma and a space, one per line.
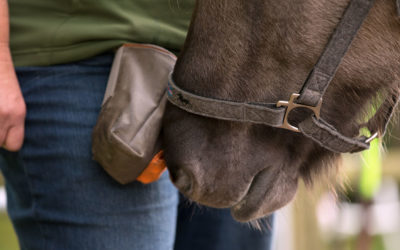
177, 173, 255, 209
190, 168, 264, 209
231, 168, 298, 222
230, 168, 274, 221
230, 169, 266, 209
231, 178, 256, 208
172, 165, 265, 209
169, 168, 194, 195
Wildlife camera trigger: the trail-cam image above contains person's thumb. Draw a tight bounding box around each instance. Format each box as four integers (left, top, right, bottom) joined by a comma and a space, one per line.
3, 124, 25, 151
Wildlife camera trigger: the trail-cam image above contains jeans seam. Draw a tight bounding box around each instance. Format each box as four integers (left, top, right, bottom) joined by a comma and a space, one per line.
20, 157, 48, 250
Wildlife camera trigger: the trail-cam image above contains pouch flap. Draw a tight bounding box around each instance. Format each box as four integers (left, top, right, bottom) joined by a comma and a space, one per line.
92, 44, 176, 184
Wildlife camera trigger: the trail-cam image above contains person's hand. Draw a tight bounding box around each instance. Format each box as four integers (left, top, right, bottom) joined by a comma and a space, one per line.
0, 46, 26, 151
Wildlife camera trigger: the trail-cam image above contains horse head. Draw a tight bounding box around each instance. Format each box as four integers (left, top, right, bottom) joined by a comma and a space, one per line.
162, 0, 400, 222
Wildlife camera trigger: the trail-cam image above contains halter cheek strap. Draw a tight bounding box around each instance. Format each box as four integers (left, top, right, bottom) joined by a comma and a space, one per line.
167, 0, 400, 154
297, 0, 376, 107
296, 0, 400, 152
397, 0, 400, 16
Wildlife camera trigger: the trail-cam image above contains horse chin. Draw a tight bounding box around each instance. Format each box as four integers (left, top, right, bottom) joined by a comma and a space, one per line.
230, 168, 299, 222
170, 162, 299, 222
171, 167, 253, 209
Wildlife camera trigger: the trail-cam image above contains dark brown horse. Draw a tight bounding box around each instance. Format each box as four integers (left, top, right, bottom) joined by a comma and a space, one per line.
162, 0, 400, 222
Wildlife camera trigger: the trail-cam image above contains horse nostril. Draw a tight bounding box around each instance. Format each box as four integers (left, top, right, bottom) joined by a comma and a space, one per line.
169, 167, 193, 195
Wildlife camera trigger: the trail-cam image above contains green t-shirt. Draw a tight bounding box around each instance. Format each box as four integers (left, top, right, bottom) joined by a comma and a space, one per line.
9, 0, 195, 66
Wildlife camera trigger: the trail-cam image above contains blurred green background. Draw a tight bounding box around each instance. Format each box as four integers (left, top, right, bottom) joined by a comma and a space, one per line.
0, 175, 19, 250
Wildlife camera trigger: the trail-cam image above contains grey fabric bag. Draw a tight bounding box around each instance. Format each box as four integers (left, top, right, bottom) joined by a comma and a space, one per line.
92, 44, 176, 184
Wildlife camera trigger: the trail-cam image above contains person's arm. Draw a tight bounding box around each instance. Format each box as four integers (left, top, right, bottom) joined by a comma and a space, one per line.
0, 0, 26, 151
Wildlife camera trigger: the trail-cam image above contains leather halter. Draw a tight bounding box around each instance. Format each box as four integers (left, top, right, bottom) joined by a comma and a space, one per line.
167, 0, 400, 153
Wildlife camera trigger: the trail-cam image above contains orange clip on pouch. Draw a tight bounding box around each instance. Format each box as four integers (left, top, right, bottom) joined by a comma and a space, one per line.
92, 44, 176, 185
136, 151, 167, 184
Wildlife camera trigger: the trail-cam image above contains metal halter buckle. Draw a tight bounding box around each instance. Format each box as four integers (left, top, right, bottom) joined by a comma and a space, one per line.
276, 93, 322, 133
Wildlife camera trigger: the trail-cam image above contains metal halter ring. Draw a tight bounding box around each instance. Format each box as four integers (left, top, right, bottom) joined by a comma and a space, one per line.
276, 93, 323, 133
365, 132, 379, 144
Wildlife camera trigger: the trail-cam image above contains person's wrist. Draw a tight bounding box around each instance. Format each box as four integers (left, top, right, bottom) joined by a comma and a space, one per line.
0, 43, 12, 62
0, 39, 10, 52
0, 45, 15, 78
0, 40, 8, 46
0, 47, 20, 101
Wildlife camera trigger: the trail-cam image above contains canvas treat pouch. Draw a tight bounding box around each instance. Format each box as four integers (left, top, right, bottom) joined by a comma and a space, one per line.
92, 44, 176, 184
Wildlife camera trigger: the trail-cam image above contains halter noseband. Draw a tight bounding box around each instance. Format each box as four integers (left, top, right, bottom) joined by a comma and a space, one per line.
167, 0, 400, 153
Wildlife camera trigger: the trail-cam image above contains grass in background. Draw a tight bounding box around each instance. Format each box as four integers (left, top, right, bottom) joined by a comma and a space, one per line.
0, 213, 19, 250
0, 173, 19, 250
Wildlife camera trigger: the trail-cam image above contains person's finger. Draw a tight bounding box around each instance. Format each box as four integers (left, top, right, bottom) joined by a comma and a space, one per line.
3, 124, 24, 151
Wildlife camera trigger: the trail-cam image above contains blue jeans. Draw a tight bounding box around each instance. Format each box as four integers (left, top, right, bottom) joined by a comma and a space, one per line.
0, 53, 178, 250
174, 194, 275, 250
0, 53, 274, 250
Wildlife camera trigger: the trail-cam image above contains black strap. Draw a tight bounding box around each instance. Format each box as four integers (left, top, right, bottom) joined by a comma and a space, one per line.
168, 74, 397, 153
300, 93, 400, 153
298, 0, 376, 106
167, 75, 286, 127
397, 0, 400, 16
299, 116, 370, 153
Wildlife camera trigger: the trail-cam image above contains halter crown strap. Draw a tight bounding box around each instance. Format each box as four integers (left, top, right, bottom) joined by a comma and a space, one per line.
297, 0, 376, 106
397, 0, 400, 16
